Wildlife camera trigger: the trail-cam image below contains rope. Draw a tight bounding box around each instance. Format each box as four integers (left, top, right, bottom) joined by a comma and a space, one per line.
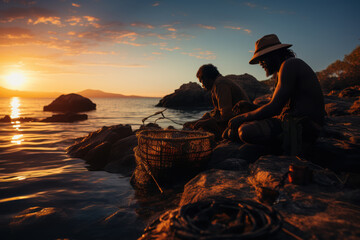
142, 109, 185, 126
142, 198, 283, 240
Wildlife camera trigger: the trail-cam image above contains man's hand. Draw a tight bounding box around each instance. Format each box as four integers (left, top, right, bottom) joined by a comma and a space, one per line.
228, 114, 247, 130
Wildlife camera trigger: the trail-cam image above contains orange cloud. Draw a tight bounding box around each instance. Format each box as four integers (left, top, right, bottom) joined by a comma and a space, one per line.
181, 49, 216, 60
0, 27, 33, 40
131, 22, 155, 29
224, 26, 252, 34
29, 17, 63, 26
224, 26, 242, 30
83, 16, 99, 22
152, 2, 160, 7
160, 46, 180, 51
72, 3, 81, 8
197, 24, 216, 30
0, 7, 57, 23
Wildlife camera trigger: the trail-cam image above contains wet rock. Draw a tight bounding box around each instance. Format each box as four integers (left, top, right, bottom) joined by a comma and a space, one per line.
67, 124, 135, 172
84, 141, 112, 170
156, 82, 211, 109
105, 135, 138, 174
41, 112, 88, 122
43, 93, 96, 112
179, 169, 255, 207
0, 115, 11, 122
324, 96, 352, 116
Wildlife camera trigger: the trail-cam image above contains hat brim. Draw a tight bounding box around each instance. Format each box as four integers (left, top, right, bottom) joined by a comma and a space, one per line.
249, 44, 292, 64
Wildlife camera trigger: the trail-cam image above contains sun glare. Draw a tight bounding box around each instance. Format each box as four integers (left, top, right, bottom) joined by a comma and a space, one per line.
5, 72, 26, 89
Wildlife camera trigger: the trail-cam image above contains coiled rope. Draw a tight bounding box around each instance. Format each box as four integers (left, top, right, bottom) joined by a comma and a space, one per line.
141, 198, 282, 240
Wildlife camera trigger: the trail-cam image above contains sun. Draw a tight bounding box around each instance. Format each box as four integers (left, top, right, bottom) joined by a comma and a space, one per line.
5, 72, 26, 89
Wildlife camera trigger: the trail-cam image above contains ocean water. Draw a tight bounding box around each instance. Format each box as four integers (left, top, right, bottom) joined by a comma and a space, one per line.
0, 97, 207, 240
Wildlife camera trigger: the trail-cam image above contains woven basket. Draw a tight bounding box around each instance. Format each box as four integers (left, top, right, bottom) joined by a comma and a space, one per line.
134, 130, 214, 182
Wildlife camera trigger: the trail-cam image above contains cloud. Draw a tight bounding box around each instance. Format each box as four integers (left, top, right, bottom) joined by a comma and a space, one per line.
0, 27, 33, 39
244, 2, 257, 8
0, 7, 57, 23
72, 3, 81, 8
130, 22, 155, 29
66, 16, 101, 28
224, 26, 252, 34
224, 26, 242, 30
243, 2, 294, 14
243, 29, 251, 34
181, 49, 216, 60
152, 1, 160, 7
2, 0, 36, 5
197, 24, 216, 30
152, 52, 163, 55
28, 16, 63, 26
167, 28, 176, 32
160, 46, 180, 51
82, 62, 147, 68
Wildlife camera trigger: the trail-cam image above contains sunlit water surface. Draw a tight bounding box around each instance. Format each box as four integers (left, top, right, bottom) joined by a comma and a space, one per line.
0, 97, 206, 240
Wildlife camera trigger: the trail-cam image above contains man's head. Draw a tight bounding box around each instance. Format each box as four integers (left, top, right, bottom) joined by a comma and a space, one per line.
196, 64, 220, 90
249, 34, 295, 77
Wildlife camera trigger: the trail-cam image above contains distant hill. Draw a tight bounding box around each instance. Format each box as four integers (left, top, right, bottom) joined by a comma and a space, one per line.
0, 86, 152, 98
76, 89, 148, 98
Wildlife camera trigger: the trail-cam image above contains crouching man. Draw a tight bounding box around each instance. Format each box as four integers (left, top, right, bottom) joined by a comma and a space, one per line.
185, 64, 254, 140
224, 34, 325, 155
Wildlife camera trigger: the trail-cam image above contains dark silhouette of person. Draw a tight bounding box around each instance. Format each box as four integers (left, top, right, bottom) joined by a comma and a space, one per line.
184, 64, 253, 140
224, 34, 325, 155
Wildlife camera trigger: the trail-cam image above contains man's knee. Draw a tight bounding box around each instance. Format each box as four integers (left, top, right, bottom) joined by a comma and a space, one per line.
238, 123, 255, 143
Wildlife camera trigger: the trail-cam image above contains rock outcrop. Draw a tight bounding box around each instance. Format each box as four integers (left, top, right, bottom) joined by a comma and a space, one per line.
156, 82, 212, 109
156, 74, 271, 110
41, 113, 88, 122
67, 124, 135, 174
226, 74, 271, 101
43, 93, 96, 112
143, 155, 360, 239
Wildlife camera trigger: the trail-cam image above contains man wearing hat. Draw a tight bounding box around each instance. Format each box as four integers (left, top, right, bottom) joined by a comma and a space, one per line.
224, 34, 325, 155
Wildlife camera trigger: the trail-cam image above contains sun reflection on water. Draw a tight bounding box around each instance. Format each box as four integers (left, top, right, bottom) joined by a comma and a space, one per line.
10, 97, 24, 144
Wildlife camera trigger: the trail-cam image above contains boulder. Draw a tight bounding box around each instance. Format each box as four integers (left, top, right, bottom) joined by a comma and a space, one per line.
179, 169, 255, 207
155, 82, 212, 109
43, 93, 96, 112
208, 141, 279, 169
324, 96, 352, 116
338, 85, 360, 99
0, 115, 11, 122
309, 116, 360, 172
41, 113, 88, 122
349, 97, 360, 115
67, 124, 135, 171
226, 74, 271, 101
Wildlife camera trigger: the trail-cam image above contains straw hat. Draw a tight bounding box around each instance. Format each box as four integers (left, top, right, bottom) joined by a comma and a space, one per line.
249, 34, 292, 64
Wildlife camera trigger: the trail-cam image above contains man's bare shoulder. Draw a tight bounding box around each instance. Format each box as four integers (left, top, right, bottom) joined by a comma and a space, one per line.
282, 57, 307, 68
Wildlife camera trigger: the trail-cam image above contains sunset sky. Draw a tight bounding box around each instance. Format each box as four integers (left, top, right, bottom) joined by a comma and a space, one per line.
0, 0, 359, 97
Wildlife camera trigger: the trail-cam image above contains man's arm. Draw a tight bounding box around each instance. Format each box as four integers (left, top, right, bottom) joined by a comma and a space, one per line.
213, 82, 233, 122
229, 58, 298, 126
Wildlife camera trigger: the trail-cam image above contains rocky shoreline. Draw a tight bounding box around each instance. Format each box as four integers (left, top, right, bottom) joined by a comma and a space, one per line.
65, 84, 360, 239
